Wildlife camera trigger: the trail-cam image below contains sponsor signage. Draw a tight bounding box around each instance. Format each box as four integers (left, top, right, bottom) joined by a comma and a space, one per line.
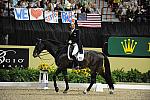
0, 48, 29, 68
108, 37, 150, 57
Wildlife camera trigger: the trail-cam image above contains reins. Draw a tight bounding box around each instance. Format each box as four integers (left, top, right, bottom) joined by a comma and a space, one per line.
36, 38, 66, 61
38, 51, 51, 60
39, 51, 50, 56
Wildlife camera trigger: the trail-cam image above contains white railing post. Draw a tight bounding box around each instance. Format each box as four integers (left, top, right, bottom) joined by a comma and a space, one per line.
39, 70, 48, 89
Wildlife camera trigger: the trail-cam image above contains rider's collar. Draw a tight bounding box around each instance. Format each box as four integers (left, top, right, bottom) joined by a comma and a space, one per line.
71, 28, 75, 32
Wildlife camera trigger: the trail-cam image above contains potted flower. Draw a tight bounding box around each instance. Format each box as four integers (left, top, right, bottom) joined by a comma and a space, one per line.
38, 63, 50, 89
38, 63, 50, 71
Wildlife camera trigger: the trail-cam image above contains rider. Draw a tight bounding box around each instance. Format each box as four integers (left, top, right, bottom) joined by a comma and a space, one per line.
68, 22, 83, 69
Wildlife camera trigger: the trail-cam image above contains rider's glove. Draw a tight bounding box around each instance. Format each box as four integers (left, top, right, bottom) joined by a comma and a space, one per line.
68, 40, 72, 44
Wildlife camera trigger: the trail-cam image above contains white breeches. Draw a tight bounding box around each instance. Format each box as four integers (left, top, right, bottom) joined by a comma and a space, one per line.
72, 43, 79, 56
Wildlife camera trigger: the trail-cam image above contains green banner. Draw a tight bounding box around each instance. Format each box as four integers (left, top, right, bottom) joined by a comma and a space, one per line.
108, 37, 150, 57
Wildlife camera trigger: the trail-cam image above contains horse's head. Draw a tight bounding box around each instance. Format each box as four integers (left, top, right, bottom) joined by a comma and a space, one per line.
33, 39, 45, 58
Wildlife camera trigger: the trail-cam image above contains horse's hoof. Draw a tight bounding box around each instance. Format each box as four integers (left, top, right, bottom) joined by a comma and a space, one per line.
83, 90, 87, 94
109, 89, 114, 94
63, 91, 68, 94
55, 87, 59, 92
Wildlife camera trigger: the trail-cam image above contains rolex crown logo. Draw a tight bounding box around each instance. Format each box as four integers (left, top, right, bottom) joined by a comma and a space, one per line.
121, 39, 137, 54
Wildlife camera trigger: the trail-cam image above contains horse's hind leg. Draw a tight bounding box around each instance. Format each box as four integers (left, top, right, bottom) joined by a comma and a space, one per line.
53, 67, 62, 92
83, 71, 96, 94
101, 53, 114, 94
100, 69, 114, 94
105, 73, 114, 94
62, 69, 69, 93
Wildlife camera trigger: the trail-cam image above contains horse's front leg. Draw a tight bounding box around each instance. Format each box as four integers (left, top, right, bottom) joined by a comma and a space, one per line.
83, 72, 96, 94
53, 67, 62, 92
62, 69, 69, 93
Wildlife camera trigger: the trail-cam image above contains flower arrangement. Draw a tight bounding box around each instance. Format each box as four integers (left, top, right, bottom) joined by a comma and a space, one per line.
72, 68, 91, 77
38, 63, 56, 72
38, 63, 50, 71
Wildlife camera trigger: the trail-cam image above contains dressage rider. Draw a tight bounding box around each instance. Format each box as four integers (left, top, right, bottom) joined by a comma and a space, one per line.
68, 22, 83, 69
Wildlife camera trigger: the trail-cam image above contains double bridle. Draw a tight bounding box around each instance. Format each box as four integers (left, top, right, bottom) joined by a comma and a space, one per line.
38, 51, 50, 60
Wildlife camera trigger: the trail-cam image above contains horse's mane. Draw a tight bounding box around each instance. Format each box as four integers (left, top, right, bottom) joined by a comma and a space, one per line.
45, 39, 68, 58
46, 39, 65, 46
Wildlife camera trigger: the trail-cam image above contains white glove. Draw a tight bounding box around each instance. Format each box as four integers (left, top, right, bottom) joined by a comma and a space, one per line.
68, 40, 72, 44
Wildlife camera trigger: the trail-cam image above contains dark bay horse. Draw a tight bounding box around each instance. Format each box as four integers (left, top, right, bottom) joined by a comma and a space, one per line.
33, 39, 114, 94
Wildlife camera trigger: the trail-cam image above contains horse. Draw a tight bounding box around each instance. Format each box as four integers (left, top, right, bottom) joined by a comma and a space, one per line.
33, 39, 114, 94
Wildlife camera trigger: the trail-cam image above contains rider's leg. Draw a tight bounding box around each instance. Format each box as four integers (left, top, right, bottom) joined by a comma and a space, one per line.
72, 56, 79, 69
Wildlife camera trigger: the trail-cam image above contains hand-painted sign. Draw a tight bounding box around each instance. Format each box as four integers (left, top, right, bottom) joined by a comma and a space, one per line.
108, 37, 150, 57
0, 48, 29, 68
29, 8, 44, 20
14, 8, 29, 20
61, 11, 72, 23
45, 11, 58, 23
14, 9, 74, 23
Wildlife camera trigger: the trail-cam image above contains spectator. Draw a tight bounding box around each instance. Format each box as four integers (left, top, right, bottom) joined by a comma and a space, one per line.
15, 1, 22, 8
126, 6, 134, 22
0, 0, 4, 16
20, 0, 28, 8
37, 0, 44, 8
134, 6, 143, 22
3, 0, 14, 16
74, 3, 81, 13
81, 4, 90, 13
64, 0, 71, 11
27, 1, 36, 8
54, 2, 63, 11
45, 0, 54, 11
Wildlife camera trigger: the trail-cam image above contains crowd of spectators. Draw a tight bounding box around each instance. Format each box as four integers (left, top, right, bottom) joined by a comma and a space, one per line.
109, 0, 150, 22
0, 0, 100, 17
1, 0, 149, 22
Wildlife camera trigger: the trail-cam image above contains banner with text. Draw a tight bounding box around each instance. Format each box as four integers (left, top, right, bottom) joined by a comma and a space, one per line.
45, 11, 58, 23
14, 8, 29, 20
0, 48, 29, 69
14, 8, 44, 20
61, 11, 72, 23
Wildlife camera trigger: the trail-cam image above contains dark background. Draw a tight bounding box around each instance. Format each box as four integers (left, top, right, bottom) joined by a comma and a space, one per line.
0, 16, 150, 48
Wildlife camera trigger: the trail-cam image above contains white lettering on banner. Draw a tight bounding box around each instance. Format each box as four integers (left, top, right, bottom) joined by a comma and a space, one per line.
2, 64, 24, 68
0, 50, 25, 68
5, 59, 24, 63
0, 50, 16, 64
5, 59, 10, 63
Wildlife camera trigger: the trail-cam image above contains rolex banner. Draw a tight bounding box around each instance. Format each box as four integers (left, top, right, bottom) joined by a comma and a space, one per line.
108, 37, 150, 57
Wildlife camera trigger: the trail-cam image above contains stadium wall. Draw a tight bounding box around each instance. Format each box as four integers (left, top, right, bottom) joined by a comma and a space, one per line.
0, 17, 150, 48
0, 45, 149, 72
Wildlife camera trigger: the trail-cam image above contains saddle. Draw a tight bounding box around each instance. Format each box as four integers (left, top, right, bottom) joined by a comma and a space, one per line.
67, 43, 84, 61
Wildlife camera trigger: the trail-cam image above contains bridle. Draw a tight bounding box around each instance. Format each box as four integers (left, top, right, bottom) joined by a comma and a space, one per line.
38, 51, 50, 60
36, 39, 52, 61
36, 38, 67, 61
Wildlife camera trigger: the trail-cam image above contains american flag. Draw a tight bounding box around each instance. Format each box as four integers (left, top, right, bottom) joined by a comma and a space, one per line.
77, 13, 101, 28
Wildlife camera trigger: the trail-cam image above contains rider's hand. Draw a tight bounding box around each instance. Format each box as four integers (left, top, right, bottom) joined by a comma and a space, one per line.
68, 40, 72, 44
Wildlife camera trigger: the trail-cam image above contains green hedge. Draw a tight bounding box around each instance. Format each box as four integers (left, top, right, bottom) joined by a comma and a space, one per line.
0, 68, 149, 83
0, 68, 39, 82
112, 68, 150, 83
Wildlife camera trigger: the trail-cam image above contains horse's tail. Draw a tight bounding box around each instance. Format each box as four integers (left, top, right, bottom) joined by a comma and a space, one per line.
101, 52, 114, 89
101, 52, 110, 74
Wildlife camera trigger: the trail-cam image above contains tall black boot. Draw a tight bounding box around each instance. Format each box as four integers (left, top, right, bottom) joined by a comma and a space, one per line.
72, 56, 79, 69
